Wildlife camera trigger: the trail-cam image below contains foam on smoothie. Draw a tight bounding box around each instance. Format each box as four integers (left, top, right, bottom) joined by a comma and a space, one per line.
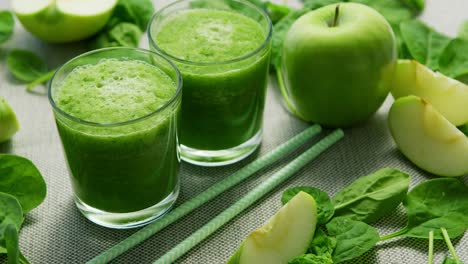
55, 59, 176, 123
154, 9, 266, 63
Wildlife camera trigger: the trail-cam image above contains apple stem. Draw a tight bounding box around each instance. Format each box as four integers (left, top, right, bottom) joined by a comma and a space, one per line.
332, 4, 340, 27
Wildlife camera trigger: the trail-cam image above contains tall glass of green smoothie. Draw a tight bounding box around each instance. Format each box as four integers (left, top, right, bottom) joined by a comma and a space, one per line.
149, 0, 272, 166
48, 48, 182, 229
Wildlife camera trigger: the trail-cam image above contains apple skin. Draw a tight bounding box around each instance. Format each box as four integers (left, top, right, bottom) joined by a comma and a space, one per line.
281, 3, 396, 127
13, 0, 117, 43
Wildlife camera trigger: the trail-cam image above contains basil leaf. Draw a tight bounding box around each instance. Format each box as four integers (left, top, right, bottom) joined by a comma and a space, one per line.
0, 192, 22, 244
332, 168, 410, 223
403, 178, 468, 239
438, 38, 468, 83
6, 50, 49, 83
282, 186, 334, 224
400, 19, 451, 70
288, 253, 333, 264
458, 20, 468, 40
0, 11, 14, 44
326, 216, 379, 263
0, 154, 47, 213
107, 0, 154, 31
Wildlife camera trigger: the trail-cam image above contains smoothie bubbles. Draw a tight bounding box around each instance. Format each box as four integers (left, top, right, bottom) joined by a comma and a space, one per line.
149, 0, 272, 166
49, 48, 182, 229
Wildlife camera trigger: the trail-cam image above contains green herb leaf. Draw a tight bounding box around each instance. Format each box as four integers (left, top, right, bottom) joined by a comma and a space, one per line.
458, 21, 468, 40
332, 168, 410, 223
282, 186, 334, 224
398, 0, 425, 13
107, 0, 154, 31
308, 228, 336, 256
400, 19, 451, 70
0, 193, 22, 244
382, 178, 468, 241
438, 38, 468, 83
89, 22, 142, 49
0, 11, 14, 44
6, 50, 48, 83
0, 154, 47, 213
4, 224, 19, 264
326, 216, 380, 263
288, 253, 333, 264
443, 258, 463, 264
404, 178, 468, 239
353, 0, 415, 28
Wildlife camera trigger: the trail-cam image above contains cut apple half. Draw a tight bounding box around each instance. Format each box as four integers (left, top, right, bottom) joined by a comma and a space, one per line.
12, 0, 117, 43
227, 191, 317, 264
389, 95, 468, 177
389, 60, 468, 126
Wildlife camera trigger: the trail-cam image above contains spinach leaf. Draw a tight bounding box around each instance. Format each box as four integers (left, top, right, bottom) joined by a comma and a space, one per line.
443, 258, 463, 264
4, 224, 19, 264
326, 216, 380, 263
0, 11, 14, 44
308, 228, 336, 256
400, 19, 451, 70
107, 0, 154, 31
0, 192, 23, 244
381, 178, 468, 241
438, 38, 468, 83
458, 124, 468, 136
332, 168, 410, 223
288, 253, 333, 264
6, 50, 49, 83
353, 0, 415, 28
399, 0, 425, 13
89, 22, 142, 49
0, 154, 47, 213
458, 21, 468, 40
282, 186, 334, 224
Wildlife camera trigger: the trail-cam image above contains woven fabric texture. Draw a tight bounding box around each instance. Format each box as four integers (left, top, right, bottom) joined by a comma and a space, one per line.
0, 0, 467, 263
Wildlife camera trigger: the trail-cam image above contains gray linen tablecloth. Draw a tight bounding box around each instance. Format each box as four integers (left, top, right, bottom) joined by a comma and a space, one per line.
1, 0, 467, 263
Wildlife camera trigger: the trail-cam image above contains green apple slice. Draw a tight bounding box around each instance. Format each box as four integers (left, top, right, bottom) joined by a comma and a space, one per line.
227, 191, 317, 264
389, 95, 468, 177
12, 0, 117, 43
0, 96, 20, 143
390, 60, 468, 126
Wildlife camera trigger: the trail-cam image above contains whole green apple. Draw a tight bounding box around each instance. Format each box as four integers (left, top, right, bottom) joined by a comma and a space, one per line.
281, 3, 396, 127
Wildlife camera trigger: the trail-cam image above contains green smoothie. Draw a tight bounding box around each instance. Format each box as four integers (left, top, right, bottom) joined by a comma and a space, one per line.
53, 59, 180, 213
153, 9, 271, 151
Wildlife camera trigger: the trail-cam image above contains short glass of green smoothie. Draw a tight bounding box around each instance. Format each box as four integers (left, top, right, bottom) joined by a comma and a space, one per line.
149, 0, 272, 166
48, 48, 182, 229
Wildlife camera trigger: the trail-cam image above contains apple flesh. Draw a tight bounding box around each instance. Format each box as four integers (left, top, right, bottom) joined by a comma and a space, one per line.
390, 60, 468, 126
389, 95, 468, 177
227, 192, 318, 264
281, 3, 396, 127
0, 96, 20, 143
12, 0, 117, 43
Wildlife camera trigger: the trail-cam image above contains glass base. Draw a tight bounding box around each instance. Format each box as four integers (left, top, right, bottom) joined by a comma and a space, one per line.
75, 186, 179, 229
180, 130, 262, 167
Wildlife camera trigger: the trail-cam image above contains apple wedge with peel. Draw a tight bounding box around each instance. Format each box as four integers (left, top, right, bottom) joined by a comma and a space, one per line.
12, 0, 117, 43
227, 191, 317, 264
0, 96, 20, 143
389, 96, 468, 177
390, 60, 468, 126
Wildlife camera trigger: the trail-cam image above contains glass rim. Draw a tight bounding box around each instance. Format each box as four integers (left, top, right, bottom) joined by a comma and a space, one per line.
147, 0, 273, 66
48, 47, 183, 128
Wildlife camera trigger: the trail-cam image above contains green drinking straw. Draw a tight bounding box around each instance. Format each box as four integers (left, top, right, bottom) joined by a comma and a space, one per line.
154, 129, 344, 264
88, 124, 322, 264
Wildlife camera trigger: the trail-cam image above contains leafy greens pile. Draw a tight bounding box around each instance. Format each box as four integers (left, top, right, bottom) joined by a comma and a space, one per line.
0, 154, 47, 264
282, 168, 468, 263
